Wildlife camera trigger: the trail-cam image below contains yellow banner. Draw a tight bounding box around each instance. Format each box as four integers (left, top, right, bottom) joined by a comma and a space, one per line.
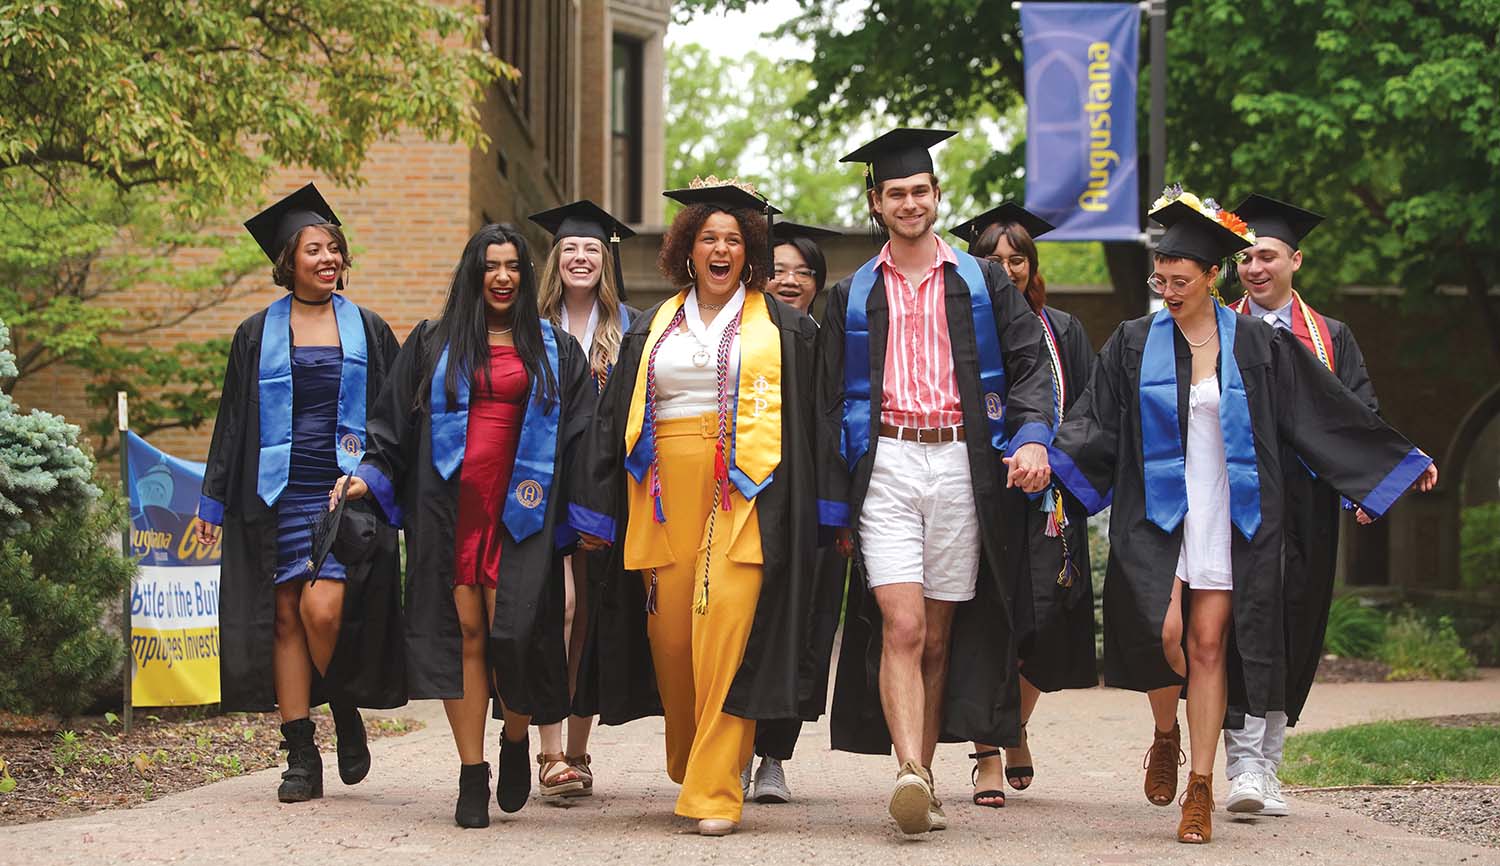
131, 625, 221, 707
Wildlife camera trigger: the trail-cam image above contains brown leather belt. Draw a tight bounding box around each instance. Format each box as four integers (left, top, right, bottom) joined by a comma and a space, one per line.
878, 423, 966, 444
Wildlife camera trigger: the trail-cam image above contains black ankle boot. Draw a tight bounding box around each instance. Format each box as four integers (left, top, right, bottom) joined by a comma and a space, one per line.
330, 700, 370, 785
278, 718, 323, 803
496, 727, 531, 813
455, 762, 492, 828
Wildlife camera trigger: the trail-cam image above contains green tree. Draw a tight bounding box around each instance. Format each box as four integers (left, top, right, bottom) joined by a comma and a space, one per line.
0, 0, 511, 455
679, 0, 1500, 362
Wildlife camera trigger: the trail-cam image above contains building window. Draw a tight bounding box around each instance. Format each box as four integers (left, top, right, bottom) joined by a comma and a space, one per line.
545, 0, 573, 191
611, 36, 644, 223
493, 0, 531, 120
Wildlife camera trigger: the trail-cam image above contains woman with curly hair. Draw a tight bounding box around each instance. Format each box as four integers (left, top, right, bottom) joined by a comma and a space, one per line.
570, 179, 821, 836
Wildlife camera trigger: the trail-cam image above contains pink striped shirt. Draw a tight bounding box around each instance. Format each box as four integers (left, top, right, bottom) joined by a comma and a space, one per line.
878, 238, 964, 429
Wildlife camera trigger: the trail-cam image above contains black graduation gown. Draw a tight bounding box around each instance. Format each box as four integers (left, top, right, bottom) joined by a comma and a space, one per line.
1263, 315, 1378, 727
202, 303, 406, 713
1051, 313, 1426, 719
1012, 306, 1098, 693
570, 295, 822, 725
817, 256, 1056, 754
358, 321, 593, 724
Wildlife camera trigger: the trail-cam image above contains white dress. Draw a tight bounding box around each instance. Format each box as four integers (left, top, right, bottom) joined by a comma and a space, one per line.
1175, 374, 1234, 590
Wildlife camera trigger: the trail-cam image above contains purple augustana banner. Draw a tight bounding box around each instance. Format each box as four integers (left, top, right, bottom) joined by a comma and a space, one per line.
1021, 2, 1140, 241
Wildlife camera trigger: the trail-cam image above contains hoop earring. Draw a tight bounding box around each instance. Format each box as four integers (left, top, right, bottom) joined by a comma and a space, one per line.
744, 263, 754, 285
686, 259, 697, 280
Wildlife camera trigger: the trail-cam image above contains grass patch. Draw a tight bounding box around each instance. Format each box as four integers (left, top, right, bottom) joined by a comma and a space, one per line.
1282, 719, 1500, 787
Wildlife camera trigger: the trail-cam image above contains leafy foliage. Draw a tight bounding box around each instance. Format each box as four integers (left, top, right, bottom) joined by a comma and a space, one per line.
1322, 595, 1386, 659
1459, 502, 1500, 589
0, 320, 99, 535
1379, 612, 1478, 682
0, 485, 136, 716
0, 1, 510, 455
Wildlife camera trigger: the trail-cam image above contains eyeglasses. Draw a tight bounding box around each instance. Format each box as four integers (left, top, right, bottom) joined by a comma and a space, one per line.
1146, 271, 1210, 295
986, 254, 1029, 270
772, 266, 817, 281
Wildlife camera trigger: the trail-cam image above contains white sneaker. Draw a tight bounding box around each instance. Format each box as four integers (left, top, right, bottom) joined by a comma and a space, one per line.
1225, 771, 1266, 813
752, 757, 791, 804
740, 759, 752, 799
1258, 772, 1289, 817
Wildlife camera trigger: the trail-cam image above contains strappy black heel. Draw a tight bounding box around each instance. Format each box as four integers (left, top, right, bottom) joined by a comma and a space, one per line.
1006, 722, 1034, 791
969, 749, 1005, 808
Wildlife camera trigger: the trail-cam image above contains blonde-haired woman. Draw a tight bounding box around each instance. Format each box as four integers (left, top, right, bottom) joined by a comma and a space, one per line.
528, 200, 639, 799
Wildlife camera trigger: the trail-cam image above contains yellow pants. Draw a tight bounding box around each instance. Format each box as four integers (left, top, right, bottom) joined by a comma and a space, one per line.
641, 413, 762, 822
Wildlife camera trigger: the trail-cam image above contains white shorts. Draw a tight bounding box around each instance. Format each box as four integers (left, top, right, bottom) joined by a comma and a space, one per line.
859, 438, 980, 602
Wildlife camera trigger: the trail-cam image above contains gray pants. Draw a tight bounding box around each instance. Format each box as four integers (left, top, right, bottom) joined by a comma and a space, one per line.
1223, 711, 1288, 779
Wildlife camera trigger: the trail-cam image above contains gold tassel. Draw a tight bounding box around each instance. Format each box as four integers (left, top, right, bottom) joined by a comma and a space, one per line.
645, 570, 658, 615
693, 575, 709, 615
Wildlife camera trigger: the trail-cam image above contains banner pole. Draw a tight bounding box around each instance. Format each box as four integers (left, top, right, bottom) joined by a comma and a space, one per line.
117, 392, 134, 735
1147, 0, 1168, 253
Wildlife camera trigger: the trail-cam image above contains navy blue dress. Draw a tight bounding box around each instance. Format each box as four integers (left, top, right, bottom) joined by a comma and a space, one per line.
274, 345, 348, 584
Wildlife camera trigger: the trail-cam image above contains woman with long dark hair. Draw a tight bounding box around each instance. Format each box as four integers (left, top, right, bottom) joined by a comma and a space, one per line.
528, 200, 639, 798
571, 179, 820, 836
198, 184, 405, 804
951, 202, 1097, 808
338, 223, 593, 828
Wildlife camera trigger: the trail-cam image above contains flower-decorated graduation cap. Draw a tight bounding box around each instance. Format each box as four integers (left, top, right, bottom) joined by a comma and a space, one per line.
1231, 194, 1324, 250
529, 199, 637, 299
949, 201, 1056, 249
244, 183, 341, 264
663, 176, 783, 277
1150, 186, 1255, 265
840, 127, 957, 187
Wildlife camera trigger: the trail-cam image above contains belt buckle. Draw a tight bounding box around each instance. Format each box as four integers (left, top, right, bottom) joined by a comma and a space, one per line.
700, 412, 718, 438
918, 427, 937, 444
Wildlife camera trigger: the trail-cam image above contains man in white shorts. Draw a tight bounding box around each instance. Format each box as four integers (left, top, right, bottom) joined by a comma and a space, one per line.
817, 128, 1055, 835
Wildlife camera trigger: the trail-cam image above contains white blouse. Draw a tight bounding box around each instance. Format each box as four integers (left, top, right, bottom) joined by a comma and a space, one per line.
655, 287, 744, 419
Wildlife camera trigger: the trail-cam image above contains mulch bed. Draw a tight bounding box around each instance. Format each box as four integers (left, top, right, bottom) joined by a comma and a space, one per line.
1291, 713, 1500, 849
0, 706, 422, 826
1314, 655, 1394, 683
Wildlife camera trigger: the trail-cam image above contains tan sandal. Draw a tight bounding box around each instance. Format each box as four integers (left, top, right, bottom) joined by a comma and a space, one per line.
537, 752, 584, 797
1177, 772, 1214, 843
563, 753, 593, 798
1143, 721, 1185, 806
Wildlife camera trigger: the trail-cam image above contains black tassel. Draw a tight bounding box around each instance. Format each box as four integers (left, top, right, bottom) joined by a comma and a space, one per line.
645, 569, 658, 615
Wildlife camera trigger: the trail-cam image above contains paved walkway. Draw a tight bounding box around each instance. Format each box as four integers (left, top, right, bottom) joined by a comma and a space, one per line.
4, 671, 1498, 865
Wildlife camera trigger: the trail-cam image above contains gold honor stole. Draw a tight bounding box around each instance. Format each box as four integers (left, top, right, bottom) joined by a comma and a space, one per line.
622, 289, 782, 571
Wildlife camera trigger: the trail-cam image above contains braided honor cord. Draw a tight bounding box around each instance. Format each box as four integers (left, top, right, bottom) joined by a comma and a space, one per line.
696, 306, 743, 615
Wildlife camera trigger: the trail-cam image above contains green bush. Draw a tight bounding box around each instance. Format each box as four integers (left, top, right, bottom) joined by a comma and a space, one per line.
1322, 595, 1386, 659
1378, 613, 1478, 682
1459, 502, 1500, 590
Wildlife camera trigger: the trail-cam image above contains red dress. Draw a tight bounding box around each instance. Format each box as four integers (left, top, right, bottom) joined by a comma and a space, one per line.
453, 346, 528, 588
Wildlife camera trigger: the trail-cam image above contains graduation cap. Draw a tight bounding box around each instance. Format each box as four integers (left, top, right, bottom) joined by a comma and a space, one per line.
304, 475, 385, 581
771, 220, 842, 243
840, 128, 957, 187
1232, 194, 1324, 250
529, 199, 637, 301
663, 177, 783, 280
1150, 200, 1253, 265
244, 183, 340, 264
948, 201, 1056, 248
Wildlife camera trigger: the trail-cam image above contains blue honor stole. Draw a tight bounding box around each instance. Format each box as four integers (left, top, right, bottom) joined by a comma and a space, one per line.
1139, 302, 1261, 539
841, 243, 1008, 469
256, 294, 368, 507
429, 321, 562, 542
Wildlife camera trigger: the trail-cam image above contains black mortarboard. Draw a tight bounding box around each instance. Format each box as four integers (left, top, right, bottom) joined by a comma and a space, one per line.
771, 221, 842, 242
244, 183, 340, 264
528, 199, 636, 245
307, 476, 351, 581
529, 199, 636, 301
948, 202, 1056, 248
840, 128, 957, 186
1232, 194, 1324, 250
1151, 201, 1253, 265
664, 179, 782, 279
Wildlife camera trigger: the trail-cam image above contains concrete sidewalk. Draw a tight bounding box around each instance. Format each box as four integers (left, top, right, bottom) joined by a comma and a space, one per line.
4, 672, 1498, 865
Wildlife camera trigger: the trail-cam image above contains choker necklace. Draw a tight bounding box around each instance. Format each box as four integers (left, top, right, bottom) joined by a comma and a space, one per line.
698, 301, 725, 311
292, 293, 333, 306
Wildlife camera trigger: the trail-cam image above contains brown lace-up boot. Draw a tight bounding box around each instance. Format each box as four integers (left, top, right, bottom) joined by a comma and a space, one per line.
1177, 771, 1214, 843
1143, 721, 1184, 805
